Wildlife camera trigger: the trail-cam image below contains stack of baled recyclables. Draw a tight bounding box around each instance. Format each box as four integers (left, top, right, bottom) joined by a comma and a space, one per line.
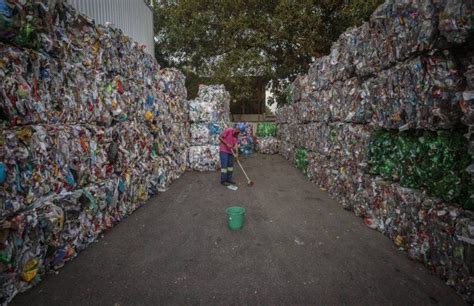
256, 123, 279, 155
188, 85, 231, 171
277, 0, 474, 302
0, 1, 189, 303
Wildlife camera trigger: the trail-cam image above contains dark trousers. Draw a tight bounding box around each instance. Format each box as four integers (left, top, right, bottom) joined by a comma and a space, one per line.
219, 152, 234, 183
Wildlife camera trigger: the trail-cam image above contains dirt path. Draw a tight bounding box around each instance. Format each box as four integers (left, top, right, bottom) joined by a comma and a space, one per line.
12, 155, 465, 305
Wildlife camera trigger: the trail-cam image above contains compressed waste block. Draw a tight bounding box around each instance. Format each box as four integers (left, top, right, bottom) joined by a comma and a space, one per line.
275, 0, 474, 301
275, 104, 298, 125
295, 148, 308, 176
190, 123, 224, 146
188, 146, 220, 172
256, 122, 277, 137
368, 51, 463, 131
256, 137, 279, 155
189, 85, 230, 124
234, 122, 254, 156
359, 178, 474, 302
436, 0, 473, 45
0, 0, 190, 303
280, 141, 296, 163
290, 52, 463, 129
188, 84, 231, 171
459, 51, 474, 202
368, 130, 473, 209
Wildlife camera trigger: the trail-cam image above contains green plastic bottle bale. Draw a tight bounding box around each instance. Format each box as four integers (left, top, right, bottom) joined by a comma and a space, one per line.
295, 148, 309, 176
368, 130, 473, 210
256, 123, 277, 137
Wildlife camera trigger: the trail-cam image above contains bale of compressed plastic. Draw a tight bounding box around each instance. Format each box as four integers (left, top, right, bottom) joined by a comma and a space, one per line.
367, 52, 463, 131
295, 148, 308, 176
0, 1, 191, 302
275, 105, 297, 124
188, 85, 231, 170
256, 123, 277, 137
188, 145, 220, 172
436, 0, 474, 44
234, 122, 254, 156
189, 85, 230, 123
279, 141, 296, 162
368, 130, 473, 209
277, 123, 291, 144
369, 1, 436, 67
190, 123, 224, 146
256, 137, 279, 155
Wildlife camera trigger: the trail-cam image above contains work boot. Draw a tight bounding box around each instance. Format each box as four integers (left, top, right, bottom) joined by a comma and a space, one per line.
227, 180, 237, 185
221, 181, 230, 186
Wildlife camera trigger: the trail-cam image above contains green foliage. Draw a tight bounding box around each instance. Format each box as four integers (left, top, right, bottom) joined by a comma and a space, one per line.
153, 0, 382, 107
295, 148, 309, 176
368, 130, 473, 209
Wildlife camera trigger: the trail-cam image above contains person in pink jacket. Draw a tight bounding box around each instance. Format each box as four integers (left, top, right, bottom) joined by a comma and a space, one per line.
218, 127, 240, 186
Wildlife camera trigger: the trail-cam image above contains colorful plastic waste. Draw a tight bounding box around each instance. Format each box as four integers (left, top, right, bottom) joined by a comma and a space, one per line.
189, 85, 230, 123
188, 85, 231, 171
188, 145, 220, 172
276, 0, 474, 302
0, 1, 190, 303
437, 0, 473, 44
256, 137, 279, 155
234, 122, 254, 156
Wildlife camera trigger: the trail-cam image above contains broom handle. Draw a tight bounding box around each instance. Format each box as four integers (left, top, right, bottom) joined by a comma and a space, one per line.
236, 158, 251, 182
232, 150, 251, 182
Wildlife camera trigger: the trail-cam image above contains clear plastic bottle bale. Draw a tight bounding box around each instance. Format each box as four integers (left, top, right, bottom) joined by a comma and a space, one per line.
190, 124, 211, 146
190, 122, 224, 146
279, 141, 296, 162
277, 123, 291, 144
188, 145, 220, 172
190, 85, 231, 123
256, 137, 279, 154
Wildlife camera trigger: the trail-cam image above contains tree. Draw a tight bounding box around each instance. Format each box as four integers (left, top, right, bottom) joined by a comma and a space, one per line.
153, 0, 382, 107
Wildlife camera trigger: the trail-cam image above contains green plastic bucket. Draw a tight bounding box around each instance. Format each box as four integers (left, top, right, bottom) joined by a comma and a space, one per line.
226, 206, 245, 231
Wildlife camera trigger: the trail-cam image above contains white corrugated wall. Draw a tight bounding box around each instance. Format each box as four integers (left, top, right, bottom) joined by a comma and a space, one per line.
67, 0, 155, 56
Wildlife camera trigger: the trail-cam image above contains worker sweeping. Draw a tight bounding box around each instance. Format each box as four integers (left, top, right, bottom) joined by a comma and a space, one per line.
218, 127, 240, 187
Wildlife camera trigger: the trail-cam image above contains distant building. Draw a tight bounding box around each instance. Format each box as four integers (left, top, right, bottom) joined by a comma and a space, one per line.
67, 0, 154, 55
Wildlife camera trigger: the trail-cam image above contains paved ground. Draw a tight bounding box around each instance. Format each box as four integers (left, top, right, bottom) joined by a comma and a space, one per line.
13, 154, 465, 305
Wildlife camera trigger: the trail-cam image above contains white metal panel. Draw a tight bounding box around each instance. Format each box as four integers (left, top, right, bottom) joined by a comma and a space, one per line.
67, 0, 155, 56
